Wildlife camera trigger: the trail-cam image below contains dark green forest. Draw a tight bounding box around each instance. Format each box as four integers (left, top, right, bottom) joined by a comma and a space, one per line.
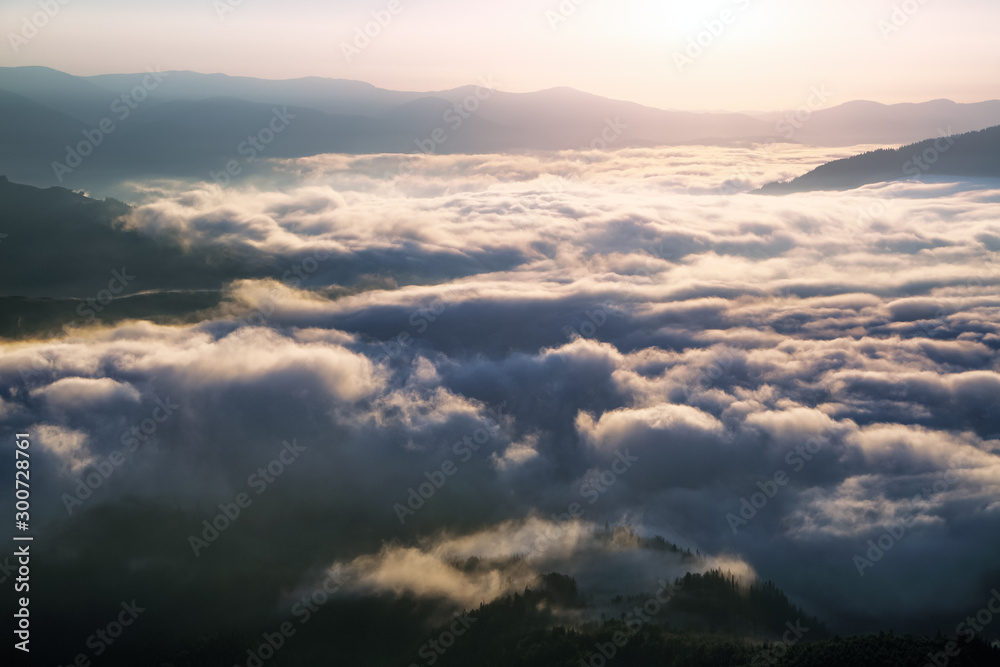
27, 560, 997, 667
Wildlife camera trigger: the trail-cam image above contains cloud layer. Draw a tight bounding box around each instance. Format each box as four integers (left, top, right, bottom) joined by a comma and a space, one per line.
3, 145, 999, 649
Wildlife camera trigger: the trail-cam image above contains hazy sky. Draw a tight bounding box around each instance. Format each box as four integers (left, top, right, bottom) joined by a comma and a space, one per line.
2, 0, 998, 111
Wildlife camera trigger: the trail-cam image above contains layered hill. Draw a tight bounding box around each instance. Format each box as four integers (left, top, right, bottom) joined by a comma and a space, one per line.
2, 67, 1000, 189
758, 126, 1000, 194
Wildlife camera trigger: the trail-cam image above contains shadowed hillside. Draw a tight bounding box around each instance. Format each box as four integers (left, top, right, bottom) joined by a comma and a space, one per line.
758, 126, 1000, 193
3, 67, 1000, 190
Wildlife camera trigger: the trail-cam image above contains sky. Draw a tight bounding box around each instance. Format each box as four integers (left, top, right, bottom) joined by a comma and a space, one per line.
1, 0, 998, 111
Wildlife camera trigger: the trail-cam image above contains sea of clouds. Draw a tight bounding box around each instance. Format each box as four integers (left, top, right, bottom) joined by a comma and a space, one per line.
2, 144, 999, 637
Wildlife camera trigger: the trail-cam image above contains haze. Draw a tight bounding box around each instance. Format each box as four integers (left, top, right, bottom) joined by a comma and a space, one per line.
3, 0, 999, 110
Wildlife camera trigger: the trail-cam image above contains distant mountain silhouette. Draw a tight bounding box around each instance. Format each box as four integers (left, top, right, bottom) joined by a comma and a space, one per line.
0, 65, 125, 124
3, 67, 999, 189
758, 126, 1000, 194
759, 99, 1000, 146
86, 69, 418, 117
0, 88, 91, 182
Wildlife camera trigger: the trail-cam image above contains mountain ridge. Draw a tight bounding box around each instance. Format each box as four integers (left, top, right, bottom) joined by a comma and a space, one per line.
757, 125, 1000, 194
3, 66, 1000, 190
